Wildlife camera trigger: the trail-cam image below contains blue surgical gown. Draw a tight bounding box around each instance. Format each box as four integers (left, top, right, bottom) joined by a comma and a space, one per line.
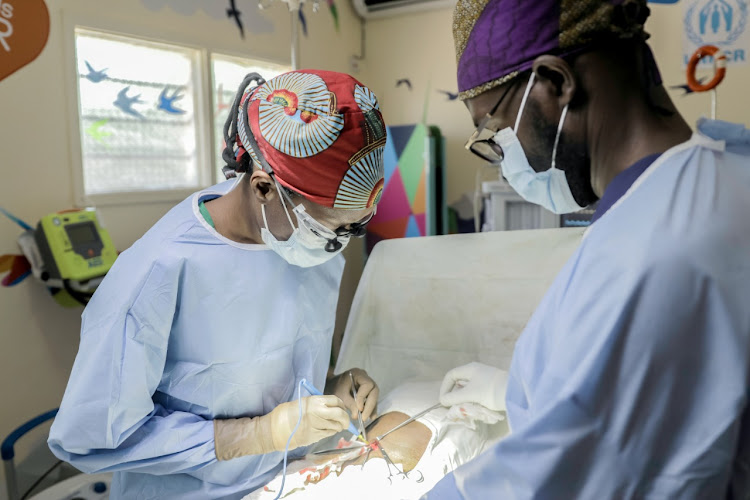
48, 180, 345, 499
426, 119, 750, 499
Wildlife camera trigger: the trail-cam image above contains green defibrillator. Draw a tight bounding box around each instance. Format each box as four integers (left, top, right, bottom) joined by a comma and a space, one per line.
34, 210, 117, 283
7, 208, 118, 306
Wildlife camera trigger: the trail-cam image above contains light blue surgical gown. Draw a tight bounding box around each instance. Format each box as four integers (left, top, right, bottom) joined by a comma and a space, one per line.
48, 180, 345, 499
426, 119, 750, 499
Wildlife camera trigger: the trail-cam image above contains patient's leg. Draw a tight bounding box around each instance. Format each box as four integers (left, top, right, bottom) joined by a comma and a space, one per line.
311, 412, 432, 472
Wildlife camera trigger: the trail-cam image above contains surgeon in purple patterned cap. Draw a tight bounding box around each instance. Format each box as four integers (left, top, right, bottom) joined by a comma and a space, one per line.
427, 0, 750, 498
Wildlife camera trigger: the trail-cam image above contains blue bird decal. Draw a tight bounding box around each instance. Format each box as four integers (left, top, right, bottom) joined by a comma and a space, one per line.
396, 78, 412, 90
670, 77, 707, 95
113, 87, 145, 119
437, 89, 459, 101
83, 61, 108, 83
227, 0, 244, 39
158, 87, 187, 115
299, 8, 308, 37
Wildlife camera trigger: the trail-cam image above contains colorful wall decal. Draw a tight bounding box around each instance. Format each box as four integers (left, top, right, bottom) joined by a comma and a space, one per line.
0, 0, 50, 83
365, 124, 446, 253
0, 254, 30, 286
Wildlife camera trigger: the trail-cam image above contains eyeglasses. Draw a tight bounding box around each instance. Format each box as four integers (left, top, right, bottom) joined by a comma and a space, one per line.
280, 187, 377, 252
464, 81, 516, 164
247, 105, 377, 252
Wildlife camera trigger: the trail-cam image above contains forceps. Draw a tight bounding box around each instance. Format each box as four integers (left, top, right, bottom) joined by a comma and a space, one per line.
350, 371, 368, 444
374, 403, 442, 442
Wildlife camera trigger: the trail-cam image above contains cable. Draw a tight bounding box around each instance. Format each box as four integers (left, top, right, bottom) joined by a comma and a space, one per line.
62, 281, 92, 306
19, 460, 64, 500
273, 379, 306, 500
474, 167, 483, 233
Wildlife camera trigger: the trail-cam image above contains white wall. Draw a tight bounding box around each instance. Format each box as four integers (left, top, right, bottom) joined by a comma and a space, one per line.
0, 0, 364, 486
358, 9, 483, 205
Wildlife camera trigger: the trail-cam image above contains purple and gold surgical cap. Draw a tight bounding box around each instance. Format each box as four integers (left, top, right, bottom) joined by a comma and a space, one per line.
453, 0, 651, 100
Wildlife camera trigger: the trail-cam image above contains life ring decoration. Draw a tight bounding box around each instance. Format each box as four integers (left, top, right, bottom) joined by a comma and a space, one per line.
686, 45, 727, 93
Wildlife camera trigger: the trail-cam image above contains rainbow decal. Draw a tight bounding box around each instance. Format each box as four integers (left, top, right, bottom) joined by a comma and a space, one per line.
254, 73, 344, 158
334, 147, 385, 209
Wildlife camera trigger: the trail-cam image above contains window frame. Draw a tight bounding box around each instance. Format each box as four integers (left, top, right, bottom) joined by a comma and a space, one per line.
62, 12, 290, 207
209, 52, 291, 182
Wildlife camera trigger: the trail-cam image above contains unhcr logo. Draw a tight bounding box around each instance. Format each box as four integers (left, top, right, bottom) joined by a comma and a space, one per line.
684, 0, 748, 64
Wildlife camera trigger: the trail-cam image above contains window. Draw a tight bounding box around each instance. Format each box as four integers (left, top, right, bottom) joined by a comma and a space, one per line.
211, 54, 289, 181
74, 29, 206, 197
69, 26, 290, 205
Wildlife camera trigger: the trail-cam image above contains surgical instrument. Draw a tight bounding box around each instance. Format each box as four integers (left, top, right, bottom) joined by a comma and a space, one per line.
378, 442, 409, 483
374, 403, 442, 442
311, 443, 367, 456
300, 379, 361, 439
350, 372, 368, 443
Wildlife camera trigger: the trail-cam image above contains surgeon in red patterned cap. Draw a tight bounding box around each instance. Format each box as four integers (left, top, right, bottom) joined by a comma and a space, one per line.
48, 69, 384, 500
220, 70, 386, 259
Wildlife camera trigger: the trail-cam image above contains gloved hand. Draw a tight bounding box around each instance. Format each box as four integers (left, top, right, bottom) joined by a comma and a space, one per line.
439, 362, 509, 412
326, 368, 379, 421
214, 395, 350, 460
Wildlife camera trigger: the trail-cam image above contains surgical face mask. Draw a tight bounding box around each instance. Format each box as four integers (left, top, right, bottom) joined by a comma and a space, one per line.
261, 183, 349, 268
493, 73, 585, 214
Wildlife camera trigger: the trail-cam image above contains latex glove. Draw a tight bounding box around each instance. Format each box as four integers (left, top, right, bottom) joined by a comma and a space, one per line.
326, 368, 379, 422
214, 395, 350, 460
439, 362, 508, 412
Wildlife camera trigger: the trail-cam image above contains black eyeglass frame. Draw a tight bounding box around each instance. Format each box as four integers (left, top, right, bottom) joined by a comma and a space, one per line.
463, 80, 517, 164
302, 209, 375, 252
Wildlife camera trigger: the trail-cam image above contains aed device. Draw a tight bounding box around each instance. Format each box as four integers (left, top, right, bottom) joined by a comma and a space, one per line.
34, 210, 117, 283
1, 207, 117, 307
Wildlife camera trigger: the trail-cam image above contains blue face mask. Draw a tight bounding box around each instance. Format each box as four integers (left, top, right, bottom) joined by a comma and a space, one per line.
493, 73, 585, 215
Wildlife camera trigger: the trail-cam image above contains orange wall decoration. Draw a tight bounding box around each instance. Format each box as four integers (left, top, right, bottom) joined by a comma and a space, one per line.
0, 0, 50, 83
